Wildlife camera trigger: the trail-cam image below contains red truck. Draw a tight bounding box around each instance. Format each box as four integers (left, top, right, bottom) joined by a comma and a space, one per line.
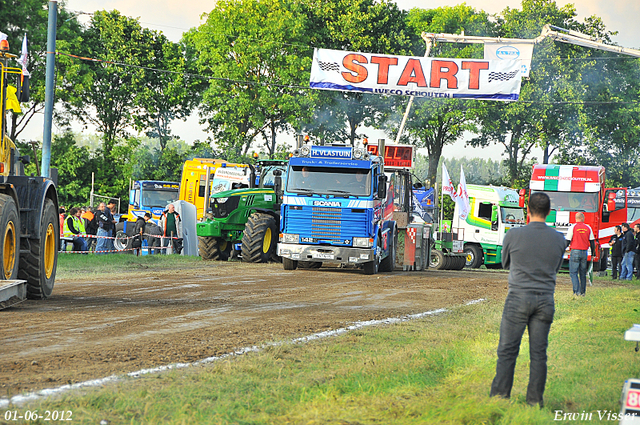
529, 164, 629, 270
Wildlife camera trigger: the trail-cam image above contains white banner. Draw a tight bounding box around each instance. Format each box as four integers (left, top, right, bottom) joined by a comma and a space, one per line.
456, 167, 470, 220
484, 42, 534, 78
442, 164, 457, 202
310, 48, 522, 101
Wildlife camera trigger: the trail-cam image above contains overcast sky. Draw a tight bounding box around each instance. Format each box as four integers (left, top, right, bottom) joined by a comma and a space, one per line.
55, 0, 640, 161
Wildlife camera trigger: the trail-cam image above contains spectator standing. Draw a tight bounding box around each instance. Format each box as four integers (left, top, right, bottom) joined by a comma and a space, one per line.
490, 192, 566, 407
566, 212, 595, 296
620, 223, 636, 280
63, 207, 88, 252
95, 203, 116, 254
610, 226, 623, 280
58, 207, 66, 236
81, 206, 97, 251
632, 224, 640, 279
133, 213, 150, 256
160, 204, 181, 254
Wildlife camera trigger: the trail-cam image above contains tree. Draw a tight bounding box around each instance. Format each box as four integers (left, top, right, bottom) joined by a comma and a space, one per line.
388, 5, 493, 187
58, 10, 186, 158
299, 0, 414, 145
186, 0, 312, 161
0, 0, 82, 141
470, 0, 614, 185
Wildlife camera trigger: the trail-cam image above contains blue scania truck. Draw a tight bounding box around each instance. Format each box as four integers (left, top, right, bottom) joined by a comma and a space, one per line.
277, 144, 397, 274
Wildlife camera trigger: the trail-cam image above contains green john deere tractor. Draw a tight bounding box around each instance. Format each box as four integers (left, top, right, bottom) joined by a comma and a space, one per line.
196, 160, 287, 262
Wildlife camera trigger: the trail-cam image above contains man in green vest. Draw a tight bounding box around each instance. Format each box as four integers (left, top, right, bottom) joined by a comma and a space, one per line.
160, 203, 181, 254
63, 207, 88, 252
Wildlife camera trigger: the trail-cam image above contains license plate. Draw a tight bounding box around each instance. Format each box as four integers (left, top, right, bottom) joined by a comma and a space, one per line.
313, 253, 334, 260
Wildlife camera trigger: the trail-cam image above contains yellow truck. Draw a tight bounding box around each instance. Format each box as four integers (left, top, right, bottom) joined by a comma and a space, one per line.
179, 158, 253, 221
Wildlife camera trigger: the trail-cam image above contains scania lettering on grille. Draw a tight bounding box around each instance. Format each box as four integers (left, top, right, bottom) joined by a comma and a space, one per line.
313, 200, 341, 207
310, 146, 352, 159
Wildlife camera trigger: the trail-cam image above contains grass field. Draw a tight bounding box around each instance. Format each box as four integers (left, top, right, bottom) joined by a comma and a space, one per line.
10, 261, 640, 424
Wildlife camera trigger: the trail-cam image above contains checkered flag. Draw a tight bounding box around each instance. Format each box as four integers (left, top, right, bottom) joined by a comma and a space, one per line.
487, 70, 519, 83
317, 60, 341, 72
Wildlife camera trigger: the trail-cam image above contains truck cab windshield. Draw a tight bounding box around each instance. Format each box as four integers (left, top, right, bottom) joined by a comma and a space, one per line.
286, 166, 371, 197
535, 191, 599, 213
142, 190, 178, 208
501, 207, 526, 224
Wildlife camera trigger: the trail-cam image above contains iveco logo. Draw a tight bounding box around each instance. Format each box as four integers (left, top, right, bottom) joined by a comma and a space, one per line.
313, 200, 340, 207
496, 46, 520, 59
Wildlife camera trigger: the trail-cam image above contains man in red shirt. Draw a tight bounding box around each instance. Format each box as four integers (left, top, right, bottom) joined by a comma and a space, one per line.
567, 212, 595, 296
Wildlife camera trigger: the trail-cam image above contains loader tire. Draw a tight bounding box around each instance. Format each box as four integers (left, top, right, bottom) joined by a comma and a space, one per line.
199, 237, 231, 261
242, 213, 278, 263
21, 198, 58, 299
0, 195, 19, 280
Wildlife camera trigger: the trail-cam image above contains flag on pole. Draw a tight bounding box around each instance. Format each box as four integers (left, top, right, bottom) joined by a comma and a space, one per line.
456, 167, 471, 220
441, 163, 457, 202
19, 33, 30, 77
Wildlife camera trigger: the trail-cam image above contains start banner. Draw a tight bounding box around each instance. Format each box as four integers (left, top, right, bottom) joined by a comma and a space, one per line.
310, 48, 522, 101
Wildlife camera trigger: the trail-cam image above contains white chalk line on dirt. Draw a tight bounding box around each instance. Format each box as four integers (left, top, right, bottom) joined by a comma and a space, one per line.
0, 298, 486, 408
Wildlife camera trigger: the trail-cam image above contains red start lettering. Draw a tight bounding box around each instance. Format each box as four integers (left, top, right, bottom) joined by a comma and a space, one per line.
430, 60, 459, 89
461, 61, 489, 89
370, 56, 398, 85
342, 54, 368, 83
397, 59, 427, 87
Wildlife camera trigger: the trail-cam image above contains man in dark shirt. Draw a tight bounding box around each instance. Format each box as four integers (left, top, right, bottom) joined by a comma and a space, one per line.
620, 223, 636, 280
490, 192, 566, 407
610, 226, 623, 280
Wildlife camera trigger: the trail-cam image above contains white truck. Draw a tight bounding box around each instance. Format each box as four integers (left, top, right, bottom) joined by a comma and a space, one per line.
453, 185, 526, 269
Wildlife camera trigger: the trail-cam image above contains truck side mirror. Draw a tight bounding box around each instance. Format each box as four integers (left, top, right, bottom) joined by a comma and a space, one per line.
491, 205, 498, 223
273, 169, 282, 199
129, 189, 138, 207
519, 189, 526, 208
377, 175, 387, 199
607, 192, 617, 212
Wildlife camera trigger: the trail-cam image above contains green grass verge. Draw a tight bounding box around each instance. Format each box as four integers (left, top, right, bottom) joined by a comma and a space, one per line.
55, 253, 205, 279
13, 281, 640, 424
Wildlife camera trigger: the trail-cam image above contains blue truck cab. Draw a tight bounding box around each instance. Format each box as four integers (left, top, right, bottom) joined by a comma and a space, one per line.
277, 144, 397, 274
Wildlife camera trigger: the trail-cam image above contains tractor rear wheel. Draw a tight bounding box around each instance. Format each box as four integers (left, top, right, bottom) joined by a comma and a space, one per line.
20, 198, 58, 299
199, 237, 231, 261
242, 213, 278, 263
0, 195, 19, 280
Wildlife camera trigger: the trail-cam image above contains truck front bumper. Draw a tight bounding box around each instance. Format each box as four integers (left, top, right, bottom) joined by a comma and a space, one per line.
277, 243, 376, 264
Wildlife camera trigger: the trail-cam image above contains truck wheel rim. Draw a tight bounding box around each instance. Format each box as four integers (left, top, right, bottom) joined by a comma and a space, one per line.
44, 223, 55, 279
263, 228, 272, 253
219, 239, 228, 252
3, 221, 16, 279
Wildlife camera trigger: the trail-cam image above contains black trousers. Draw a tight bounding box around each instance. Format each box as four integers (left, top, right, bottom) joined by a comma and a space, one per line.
611, 255, 622, 279
491, 290, 555, 406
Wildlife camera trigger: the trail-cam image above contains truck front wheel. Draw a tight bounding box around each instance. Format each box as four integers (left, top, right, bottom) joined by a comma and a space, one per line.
242, 213, 278, 263
283, 258, 298, 270
464, 244, 483, 269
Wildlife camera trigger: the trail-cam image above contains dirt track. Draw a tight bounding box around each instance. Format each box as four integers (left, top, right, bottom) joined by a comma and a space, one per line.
0, 261, 571, 397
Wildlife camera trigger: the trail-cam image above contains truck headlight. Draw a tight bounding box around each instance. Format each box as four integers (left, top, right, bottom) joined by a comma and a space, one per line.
300, 145, 311, 157
353, 237, 373, 247
215, 197, 228, 204
353, 148, 364, 159
282, 233, 299, 243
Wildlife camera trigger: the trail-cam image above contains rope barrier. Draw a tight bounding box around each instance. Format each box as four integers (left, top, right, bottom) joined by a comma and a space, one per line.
59, 233, 181, 254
